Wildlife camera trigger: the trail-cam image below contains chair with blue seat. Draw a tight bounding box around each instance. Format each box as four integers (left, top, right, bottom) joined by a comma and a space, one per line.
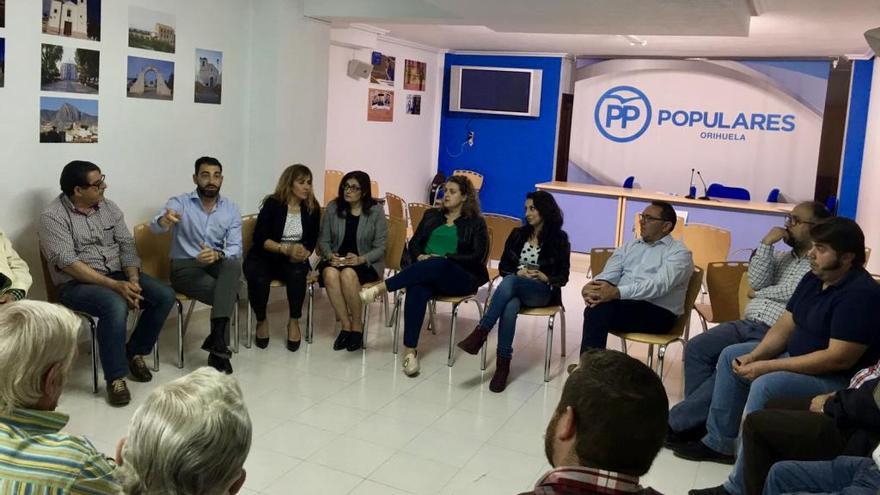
622, 176, 635, 189
766, 188, 780, 203
706, 183, 751, 201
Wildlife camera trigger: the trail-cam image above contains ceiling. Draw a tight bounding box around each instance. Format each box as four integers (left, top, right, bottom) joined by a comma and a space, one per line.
306, 0, 880, 58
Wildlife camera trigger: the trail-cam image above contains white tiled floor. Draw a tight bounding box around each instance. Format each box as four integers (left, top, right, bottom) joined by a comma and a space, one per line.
57, 263, 731, 494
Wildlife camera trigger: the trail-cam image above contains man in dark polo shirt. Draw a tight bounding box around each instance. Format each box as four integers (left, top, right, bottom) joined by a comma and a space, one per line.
681, 217, 880, 495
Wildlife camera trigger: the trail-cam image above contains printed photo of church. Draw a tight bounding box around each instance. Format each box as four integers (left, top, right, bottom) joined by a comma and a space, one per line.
194, 48, 222, 104
42, 0, 101, 41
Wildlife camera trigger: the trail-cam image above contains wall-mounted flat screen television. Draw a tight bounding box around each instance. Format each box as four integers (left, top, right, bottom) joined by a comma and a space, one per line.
449, 65, 542, 117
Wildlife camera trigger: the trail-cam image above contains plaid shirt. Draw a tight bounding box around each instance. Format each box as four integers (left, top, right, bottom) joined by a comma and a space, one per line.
39, 194, 141, 286
0, 408, 119, 494
521, 467, 662, 495
744, 243, 811, 326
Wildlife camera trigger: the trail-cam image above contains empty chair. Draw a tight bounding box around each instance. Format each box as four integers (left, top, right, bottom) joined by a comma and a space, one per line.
694, 261, 750, 331
682, 223, 731, 276
707, 183, 751, 201
323, 169, 344, 204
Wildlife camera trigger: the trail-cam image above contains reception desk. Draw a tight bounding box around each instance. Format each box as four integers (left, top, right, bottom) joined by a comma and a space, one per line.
536, 182, 795, 260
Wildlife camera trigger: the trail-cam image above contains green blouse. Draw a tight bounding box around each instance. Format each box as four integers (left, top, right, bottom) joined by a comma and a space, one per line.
424, 224, 458, 256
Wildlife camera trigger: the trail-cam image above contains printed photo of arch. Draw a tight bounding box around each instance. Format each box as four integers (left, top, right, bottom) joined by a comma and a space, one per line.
126, 56, 174, 101
41, 43, 100, 94
194, 48, 222, 104
42, 0, 101, 41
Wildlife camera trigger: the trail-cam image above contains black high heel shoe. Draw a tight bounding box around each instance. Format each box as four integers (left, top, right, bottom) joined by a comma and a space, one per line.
286, 339, 301, 352
333, 331, 351, 351
255, 336, 269, 349
346, 332, 363, 352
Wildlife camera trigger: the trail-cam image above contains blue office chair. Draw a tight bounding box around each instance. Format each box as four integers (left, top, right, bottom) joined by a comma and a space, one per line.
707, 183, 751, 201
767, 188, 780, 203
825, 195, 838, 214
622, 176, 635, 189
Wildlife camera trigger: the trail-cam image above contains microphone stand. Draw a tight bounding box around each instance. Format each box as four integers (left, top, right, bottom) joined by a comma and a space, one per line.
696, 170, 710, 200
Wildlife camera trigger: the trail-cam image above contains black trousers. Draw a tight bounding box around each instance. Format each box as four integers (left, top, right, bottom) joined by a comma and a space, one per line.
243, 256, 309, 320
741, 398, 847, 495
580, 299, 676, 353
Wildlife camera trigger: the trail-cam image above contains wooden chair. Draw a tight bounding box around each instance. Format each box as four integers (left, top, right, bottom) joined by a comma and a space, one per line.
483, 213, 522, 300
361, 216, 407, 349
738, 272, 752, 319
371, 180, 380, 199
695, 262, 749, 331
385, 192, 406, 221
134, 222, 240, 368
39, 252, 101, 393
323, 169, 344, 204
612, 267, 704, 378
407, 202, 430, 238
588, 247, 615, 278
682, 223, 731, 276
453, 169, 484, 191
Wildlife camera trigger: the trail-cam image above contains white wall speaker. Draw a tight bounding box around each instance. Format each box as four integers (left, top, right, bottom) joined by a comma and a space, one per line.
347, 59, 372, 80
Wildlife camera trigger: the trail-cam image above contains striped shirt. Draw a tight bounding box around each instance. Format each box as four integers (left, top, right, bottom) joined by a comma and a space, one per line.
521, 466, 661, 495
744, 243, 810, 326
0, 408, 119, 494
39, 194, 141, 286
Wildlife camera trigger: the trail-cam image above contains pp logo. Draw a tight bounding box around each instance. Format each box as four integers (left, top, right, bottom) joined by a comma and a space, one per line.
594, 86, 652, 143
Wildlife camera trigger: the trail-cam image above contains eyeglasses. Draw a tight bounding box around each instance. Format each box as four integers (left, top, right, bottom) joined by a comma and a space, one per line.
784, 214, 814, 227
343, 184, 361, 192
84, 174, 106, 189
638, 213, 666, 223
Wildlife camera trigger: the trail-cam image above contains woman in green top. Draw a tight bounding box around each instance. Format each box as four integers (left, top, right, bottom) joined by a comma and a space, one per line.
359, 175, 489, 376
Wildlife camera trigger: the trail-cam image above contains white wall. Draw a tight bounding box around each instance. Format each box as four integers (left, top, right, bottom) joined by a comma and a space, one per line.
855, 57, 880, 274
324, 37, 442, 205
0, 0, 330, 297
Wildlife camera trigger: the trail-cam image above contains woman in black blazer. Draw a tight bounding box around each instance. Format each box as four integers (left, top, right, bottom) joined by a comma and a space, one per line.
358, 175, 489, 377
457, 190, 570, 392
244, 164, 321, 352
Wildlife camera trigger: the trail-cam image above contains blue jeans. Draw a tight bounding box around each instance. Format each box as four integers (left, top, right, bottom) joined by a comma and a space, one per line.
668, 319, 770, 432
385, 257, 476, 349
764, 457, 880, 495
480, 275, 552, 358
59, 272, 176, 383
708, 344, 850, 494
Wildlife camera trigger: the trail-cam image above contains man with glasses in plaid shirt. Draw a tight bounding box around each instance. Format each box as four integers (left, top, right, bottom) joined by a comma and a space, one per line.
667, 201, 831, 453
39, 160, 176, 407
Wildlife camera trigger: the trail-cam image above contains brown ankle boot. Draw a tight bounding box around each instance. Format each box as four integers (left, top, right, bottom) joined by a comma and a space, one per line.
489, 356, 511, 393
457, 325, 490, 355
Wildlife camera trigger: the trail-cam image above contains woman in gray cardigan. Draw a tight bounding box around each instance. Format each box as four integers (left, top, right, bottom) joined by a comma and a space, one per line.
318, 171, 387, 351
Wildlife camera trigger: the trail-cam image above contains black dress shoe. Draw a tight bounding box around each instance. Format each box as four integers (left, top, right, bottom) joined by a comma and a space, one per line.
346, 332, 363, 352
208, 353, 233, 374
333, 331, 351, 351
688, 485, 731, 495
255, 336, 270, 349
673, 441, 735, 465
287, 339, 301, 352
665, 424, 706, 449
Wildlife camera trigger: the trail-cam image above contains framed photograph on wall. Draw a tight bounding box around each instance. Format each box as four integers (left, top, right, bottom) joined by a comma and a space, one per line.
126, 56, 174, 101
40, 96, 98, 143
406, 94, 421, 115
404, 59, 426, 91
370, 51, 395, 87
0, 38, 4, 88
194, 48, 222, 104
41, 43, 100, 94
368, 88, 393, 122
128, 6, 175, 54
1, 0, 5, 28
42, 0, 101, 41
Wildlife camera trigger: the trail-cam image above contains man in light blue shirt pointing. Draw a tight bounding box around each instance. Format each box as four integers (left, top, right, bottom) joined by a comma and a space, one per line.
581, 200, 694, 353
151, 156, 242, 374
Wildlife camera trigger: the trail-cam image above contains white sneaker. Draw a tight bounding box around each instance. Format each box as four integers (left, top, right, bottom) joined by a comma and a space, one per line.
359, 285, 382, 304
402, 351, 420, 377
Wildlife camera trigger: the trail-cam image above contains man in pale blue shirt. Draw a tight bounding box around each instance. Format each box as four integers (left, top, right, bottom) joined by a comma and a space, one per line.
151, 156, 242, 374
581, 201, 694, 353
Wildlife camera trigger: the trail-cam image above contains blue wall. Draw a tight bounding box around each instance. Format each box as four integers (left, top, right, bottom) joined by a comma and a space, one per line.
438, 54, 562, 218
838, 58, 874, 219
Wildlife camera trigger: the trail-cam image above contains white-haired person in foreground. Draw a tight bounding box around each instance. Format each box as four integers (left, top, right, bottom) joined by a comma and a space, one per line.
0, 300, 120, 493
114, 367, 252, 495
